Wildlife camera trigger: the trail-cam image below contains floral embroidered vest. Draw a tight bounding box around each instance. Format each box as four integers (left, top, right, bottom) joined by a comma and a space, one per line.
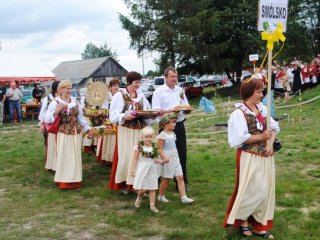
58, 105, 82, 135
121, 91, 146, 130
239, 108, 267, 155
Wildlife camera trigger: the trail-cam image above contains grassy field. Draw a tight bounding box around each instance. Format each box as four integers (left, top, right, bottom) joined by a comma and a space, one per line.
0, 87, 319, 240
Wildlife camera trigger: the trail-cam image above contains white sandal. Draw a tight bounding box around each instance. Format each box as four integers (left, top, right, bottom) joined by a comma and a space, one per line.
135, 196, 142, 208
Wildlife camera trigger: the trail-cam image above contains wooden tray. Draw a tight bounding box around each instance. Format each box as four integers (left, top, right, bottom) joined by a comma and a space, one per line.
136, 110, 160, 118
173, 105, 193, 112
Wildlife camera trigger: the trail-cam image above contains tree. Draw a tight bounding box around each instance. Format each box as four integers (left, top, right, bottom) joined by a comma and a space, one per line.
120, 0, 318, 76
81, 42, 118, 60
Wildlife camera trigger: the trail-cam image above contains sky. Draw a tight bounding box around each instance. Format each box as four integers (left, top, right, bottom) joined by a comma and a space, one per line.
0, 0, 157, 77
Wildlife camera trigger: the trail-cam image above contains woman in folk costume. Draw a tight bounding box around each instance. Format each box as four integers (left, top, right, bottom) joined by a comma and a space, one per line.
39, 81, 60, 171
223, 76, 280, 239
108, 71, 152, 191
45, 80, 91, 189
96, 78, 120, 165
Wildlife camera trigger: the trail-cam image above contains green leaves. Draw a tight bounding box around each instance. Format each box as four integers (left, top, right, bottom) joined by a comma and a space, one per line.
81, 42, 118, 60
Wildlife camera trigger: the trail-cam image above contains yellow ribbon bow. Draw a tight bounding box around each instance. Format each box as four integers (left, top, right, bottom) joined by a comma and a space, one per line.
261, 22, 286, 50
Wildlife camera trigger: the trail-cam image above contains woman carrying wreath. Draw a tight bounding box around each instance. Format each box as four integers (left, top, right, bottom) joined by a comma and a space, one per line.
108, 71, 152, 191
223, 76, 280, 239
45, 80, 91, 189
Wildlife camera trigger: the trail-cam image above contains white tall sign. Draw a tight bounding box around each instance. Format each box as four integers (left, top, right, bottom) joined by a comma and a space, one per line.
258, 0, 289, 32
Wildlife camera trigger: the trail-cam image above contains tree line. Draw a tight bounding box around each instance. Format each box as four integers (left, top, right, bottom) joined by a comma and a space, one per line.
82, 0, 319, 78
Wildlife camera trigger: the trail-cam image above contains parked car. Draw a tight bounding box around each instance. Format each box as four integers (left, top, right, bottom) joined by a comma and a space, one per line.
119, 81, 127, 89
71, 89, 81, 101
178, 75, 201, 87
140, 82, 154, 101
180, 82, 203, 98
153, 76, 164, 90
21, 90, 33, 104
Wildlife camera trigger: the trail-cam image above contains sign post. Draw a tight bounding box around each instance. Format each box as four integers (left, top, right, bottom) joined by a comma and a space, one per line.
249, 54, 259, 73
258, 0, 288, 130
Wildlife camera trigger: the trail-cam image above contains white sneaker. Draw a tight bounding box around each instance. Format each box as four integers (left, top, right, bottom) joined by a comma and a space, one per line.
157, 195, 170, 203
181, 196, 194, 204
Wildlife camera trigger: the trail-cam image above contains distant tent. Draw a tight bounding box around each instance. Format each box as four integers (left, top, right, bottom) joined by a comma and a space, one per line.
0, 76, 56, 86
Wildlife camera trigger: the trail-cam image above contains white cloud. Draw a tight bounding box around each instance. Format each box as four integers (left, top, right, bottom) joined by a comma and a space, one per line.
0, 0, 157, 77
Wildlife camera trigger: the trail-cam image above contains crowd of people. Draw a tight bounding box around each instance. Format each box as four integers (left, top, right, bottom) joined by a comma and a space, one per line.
271, 55, 320, 101
9, 57, 320, 238
38, 67, 194, 214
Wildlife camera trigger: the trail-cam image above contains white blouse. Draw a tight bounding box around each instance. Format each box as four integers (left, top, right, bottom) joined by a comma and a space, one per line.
38, 94, 54, 123
109, 89, 151, 126
101, 92, 114, 109
228, 103, 280, 149
44, 96, 90, 132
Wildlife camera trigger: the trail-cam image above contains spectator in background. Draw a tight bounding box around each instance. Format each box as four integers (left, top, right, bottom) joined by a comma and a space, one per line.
313, 54, 320, 65
286, 62, 295, 91
32, 83, 44, 103
302, 62, 311, 91
6, 82, 23, 124
292, 62, 302, 93
0, 86, 6, 127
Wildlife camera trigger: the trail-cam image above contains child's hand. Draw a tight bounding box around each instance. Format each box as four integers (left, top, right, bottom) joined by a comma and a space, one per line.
162, 158, 169, 163
131, 169, 136, 177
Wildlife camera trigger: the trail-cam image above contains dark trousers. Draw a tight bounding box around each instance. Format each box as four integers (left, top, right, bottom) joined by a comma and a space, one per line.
174, 121, 188, 184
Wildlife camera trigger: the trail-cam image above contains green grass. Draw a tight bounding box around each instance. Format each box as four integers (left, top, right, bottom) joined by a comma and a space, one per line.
0, 86, 320, 239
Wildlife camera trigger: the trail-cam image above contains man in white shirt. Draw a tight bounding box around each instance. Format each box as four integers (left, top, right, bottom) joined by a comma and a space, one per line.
6, 82, 23, 123
286, 63, 294, 91
152, 67, 190, 186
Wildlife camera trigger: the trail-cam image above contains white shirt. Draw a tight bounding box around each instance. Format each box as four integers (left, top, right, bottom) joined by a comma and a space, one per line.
38, 94, 54, 123
44, 96, 90, 132
287, 68, 294, 82
6, 88, 23, 101
228, 103, 280, 149
109, 88, 151, 125
152, 84, 189, 123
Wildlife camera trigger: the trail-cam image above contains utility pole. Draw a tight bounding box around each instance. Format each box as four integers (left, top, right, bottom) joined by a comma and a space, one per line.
141, 49, 145, 76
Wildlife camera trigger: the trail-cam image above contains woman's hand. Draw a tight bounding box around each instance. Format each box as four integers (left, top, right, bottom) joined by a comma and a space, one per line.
131, 169, 136, 177
54, 103, 65, 116
261, 129, 273, 141
123, 114, 136, 121
39, 123, 45, 133
265, 144, 274, 156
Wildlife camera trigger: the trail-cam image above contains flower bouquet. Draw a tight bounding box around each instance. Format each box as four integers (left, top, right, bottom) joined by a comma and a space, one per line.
84, 108, 108, 127
88, 125, 117, 137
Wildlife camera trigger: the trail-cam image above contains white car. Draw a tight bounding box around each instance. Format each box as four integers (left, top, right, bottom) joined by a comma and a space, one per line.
153, 76, 164, 90
140, 82, 154, 100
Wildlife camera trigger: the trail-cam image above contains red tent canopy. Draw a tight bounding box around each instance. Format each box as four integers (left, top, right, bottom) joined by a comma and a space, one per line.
0, 76, 56, 86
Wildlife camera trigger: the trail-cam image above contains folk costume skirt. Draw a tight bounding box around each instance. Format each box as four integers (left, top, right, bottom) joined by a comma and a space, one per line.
54, 132, 83, 189
223, 149, 275, 231
45, 133, 57, 171
96, 134, 116, 164
109, 126, 140, 190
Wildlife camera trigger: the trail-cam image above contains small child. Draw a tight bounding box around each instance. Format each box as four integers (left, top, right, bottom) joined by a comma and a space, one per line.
131, 126, 168, 213
157, 113, 194, 204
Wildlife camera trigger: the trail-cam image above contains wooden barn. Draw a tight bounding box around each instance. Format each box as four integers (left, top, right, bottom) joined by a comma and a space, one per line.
52, 57, 128, 89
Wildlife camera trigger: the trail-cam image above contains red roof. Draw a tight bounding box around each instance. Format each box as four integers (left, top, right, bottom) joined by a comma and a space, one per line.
0, 76, 56, 86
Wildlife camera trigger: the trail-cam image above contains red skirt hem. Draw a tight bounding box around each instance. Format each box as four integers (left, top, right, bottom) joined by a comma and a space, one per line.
56, 182, 81, 189
108, 128, 132, 191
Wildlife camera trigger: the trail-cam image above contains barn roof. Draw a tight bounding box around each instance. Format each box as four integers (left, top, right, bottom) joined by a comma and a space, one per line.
52, 57, 128, 83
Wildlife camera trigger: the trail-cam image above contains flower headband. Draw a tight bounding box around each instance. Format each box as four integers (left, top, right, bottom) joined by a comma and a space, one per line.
159, 113, 177, 127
